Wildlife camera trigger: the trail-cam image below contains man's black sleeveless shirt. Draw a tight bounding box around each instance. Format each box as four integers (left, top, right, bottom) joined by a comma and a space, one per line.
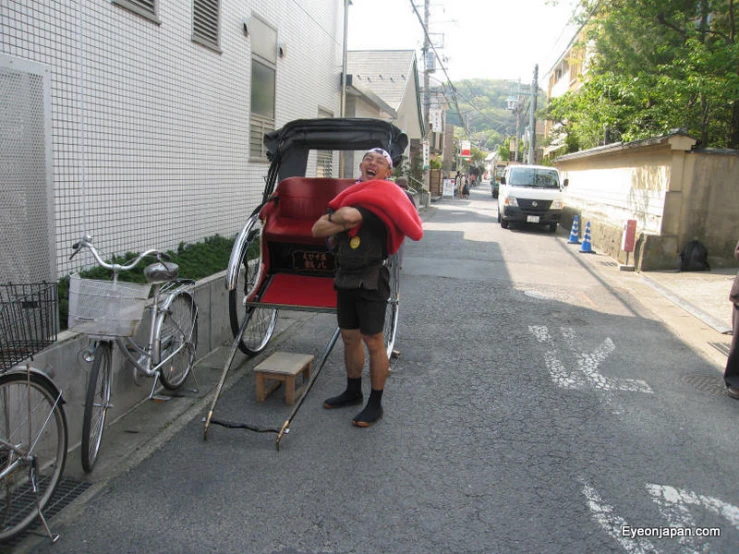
333, 207, 389, 299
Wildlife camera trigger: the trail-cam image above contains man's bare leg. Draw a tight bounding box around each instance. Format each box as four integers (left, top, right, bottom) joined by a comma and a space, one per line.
323, 329, 365, 409
352, 331, 387, 427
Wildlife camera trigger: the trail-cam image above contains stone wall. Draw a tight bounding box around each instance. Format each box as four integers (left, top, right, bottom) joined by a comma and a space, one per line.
555, 133, 739, 270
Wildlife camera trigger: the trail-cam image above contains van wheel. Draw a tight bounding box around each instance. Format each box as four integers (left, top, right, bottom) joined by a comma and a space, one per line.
501, 218, 509, 229
497, 210, 501, 223
548, 222, 557, 233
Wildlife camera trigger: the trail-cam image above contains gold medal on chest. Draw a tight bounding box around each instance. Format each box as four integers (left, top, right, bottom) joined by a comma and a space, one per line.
349, 236, 361, 249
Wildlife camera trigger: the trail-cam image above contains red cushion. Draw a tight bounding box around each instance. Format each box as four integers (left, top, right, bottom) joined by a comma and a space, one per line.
263, 177, 354, 244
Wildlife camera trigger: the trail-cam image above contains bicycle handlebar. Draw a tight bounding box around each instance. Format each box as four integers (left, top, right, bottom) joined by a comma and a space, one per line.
70, 234, 169, 273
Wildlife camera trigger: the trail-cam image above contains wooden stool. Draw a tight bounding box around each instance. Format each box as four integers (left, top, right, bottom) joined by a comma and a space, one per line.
254, 352, 314, 405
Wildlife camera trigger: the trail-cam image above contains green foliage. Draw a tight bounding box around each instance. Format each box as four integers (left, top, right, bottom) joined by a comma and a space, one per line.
59, 234, 235, 329
446, 78, 546, 149
550, 0, 739, 149
498, 139, 511, 161
429, 156, 442, 170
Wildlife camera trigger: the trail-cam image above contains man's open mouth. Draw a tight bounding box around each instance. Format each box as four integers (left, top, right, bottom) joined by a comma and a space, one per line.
367, 169, 376, 177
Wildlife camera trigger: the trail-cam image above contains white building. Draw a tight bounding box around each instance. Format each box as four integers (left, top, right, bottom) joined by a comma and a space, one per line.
1, 0, 347, 282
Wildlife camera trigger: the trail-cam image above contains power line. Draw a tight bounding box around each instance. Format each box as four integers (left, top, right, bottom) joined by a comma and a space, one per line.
408, 0, 469, 135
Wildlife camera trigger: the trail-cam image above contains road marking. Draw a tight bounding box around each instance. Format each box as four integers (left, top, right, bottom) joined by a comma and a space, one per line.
582, 481, 739, 553
646, 484, 739, 547
529, 326, 653, 393
580, 481, 658, 553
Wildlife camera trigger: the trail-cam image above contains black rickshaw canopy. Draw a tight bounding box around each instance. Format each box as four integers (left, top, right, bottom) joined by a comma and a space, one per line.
263, 118, 409, 184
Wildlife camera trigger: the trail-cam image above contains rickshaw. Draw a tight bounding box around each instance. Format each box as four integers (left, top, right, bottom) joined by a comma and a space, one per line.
204, 118, 409, 448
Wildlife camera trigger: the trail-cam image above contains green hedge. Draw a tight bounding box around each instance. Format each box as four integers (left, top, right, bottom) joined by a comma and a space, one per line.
59, 234, 234, 330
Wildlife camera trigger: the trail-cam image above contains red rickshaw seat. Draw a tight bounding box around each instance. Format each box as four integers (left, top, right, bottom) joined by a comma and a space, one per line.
261, 177, 355, 245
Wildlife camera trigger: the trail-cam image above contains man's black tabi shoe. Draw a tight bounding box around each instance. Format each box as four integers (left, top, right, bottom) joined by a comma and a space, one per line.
352, 404, 383, 428
323, 391, 364, 409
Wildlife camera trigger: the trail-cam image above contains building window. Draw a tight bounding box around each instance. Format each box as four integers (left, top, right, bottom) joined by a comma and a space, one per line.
113, 0, 160, 24
192, 0, 221, 52
249, 15, 277, 159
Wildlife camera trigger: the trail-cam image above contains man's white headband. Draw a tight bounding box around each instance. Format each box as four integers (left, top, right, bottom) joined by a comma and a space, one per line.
363, 148, 393, 168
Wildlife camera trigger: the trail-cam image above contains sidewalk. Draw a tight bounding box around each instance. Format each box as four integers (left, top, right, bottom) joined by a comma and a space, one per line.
640, 267, 736, 335
564, 238, 736, 370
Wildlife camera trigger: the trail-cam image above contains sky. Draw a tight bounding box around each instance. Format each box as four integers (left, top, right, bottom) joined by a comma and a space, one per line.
347, 0, 582, 84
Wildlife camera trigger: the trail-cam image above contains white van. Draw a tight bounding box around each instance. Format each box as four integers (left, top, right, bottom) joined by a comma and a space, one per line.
497, 165, 566, 232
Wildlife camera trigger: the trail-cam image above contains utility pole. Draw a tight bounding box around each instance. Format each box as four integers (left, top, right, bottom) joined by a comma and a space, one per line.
423, 0, 430, 131
514, 80, 521, 162
528, 64, 538, 165
340, 0, 350, 177
422, 0, 431, 196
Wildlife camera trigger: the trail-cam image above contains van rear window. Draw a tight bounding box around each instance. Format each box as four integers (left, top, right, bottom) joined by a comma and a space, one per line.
509, 168, 559, 188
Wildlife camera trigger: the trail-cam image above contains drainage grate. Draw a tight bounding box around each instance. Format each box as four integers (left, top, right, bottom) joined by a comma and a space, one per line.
1, 478, 91, 550
600, 261, 618, 267
682, 373, 727, 397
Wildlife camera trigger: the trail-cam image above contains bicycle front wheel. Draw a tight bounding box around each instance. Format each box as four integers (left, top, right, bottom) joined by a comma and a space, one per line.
384, 253, 400, 360
155, 291, 198, 390
0, 371, 68, 541
81, 342, 112, 473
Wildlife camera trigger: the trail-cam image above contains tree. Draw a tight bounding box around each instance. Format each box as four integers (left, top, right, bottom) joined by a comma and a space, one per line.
498, 139, 512, 161
547, 0, 739, 149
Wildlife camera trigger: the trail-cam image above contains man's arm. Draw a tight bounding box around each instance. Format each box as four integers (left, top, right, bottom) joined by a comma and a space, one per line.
311, 206, 363, 238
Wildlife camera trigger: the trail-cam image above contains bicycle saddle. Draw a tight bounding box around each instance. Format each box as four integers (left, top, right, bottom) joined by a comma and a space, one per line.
144, 262, 179, 283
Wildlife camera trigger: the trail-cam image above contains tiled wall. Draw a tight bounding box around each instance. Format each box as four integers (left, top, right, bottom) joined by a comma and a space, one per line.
0, 0, 344, 276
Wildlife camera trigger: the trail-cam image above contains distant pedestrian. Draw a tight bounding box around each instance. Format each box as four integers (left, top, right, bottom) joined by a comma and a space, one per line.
459, 175, 467, 198
724, 239, 739, 399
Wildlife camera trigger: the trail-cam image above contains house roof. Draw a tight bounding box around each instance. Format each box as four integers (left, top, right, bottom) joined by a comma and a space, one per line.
346, 50, 425, 139
346, 50, 417, 111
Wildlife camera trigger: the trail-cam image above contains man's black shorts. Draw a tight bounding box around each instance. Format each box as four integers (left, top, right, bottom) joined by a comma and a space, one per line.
336, 288, 387, 335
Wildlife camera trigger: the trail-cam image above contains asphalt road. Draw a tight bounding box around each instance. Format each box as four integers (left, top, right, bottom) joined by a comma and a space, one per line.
21, 183, 739, 553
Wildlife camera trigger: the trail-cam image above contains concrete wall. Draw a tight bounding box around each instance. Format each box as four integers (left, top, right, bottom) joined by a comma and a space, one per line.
27, 272, 231, 453
555, 134, 739, 270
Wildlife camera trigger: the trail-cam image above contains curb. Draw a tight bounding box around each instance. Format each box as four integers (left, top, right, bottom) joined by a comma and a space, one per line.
640, 274, 732, 335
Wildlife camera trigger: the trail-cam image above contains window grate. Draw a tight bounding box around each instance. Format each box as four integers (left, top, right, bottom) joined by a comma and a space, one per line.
249, 115, 274, 159
113, 0, 158, 23
316, 151, 333, 178
193, 0, 220, 50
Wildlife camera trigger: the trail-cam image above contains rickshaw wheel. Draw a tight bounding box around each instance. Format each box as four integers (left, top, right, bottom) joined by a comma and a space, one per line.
237, 306, 278, 355
228, 217, 277, 355
384, 253, 400, 360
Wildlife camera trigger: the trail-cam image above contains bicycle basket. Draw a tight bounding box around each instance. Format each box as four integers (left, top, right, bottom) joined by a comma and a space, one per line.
0, 282, 59, 372
68, 274, 151, 338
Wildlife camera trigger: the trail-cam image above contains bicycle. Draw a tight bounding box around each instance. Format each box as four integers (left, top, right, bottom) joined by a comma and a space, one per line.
0, 282, 67, 543
68, 234, 198, 473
